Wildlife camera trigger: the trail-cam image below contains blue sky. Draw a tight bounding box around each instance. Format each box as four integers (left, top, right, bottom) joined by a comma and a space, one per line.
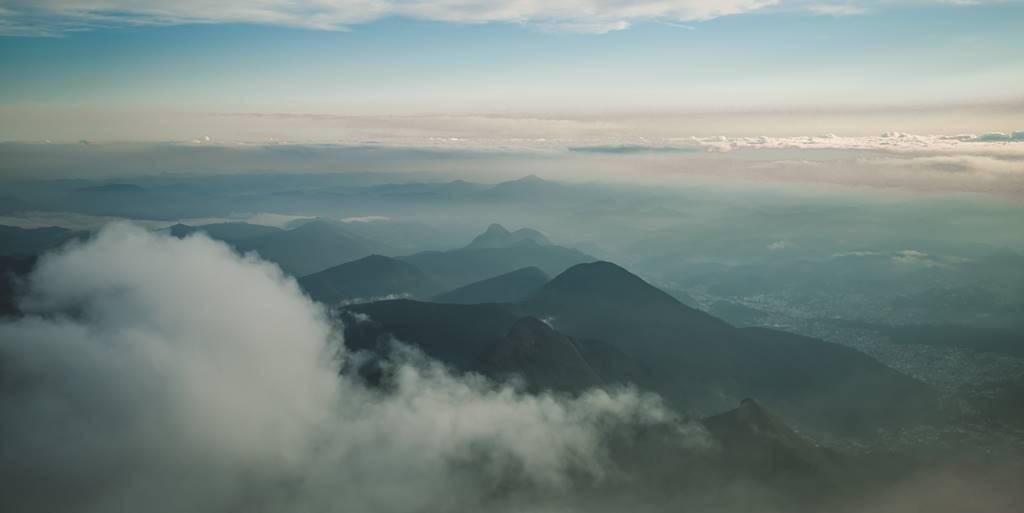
0, 1, 1022, 141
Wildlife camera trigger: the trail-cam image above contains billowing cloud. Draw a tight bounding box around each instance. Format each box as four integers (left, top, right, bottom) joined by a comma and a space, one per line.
0, 0, 1000, 35
0, 224, 689, 513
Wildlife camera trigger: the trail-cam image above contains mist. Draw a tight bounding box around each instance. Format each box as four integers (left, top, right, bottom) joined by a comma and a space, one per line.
0, 224, 689, 513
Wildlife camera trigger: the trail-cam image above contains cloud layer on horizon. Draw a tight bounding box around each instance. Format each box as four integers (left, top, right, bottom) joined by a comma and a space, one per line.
0, 0, 1004, 35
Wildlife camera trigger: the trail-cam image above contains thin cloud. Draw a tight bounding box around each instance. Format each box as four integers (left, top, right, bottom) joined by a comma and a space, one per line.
0, 0, 1000, 36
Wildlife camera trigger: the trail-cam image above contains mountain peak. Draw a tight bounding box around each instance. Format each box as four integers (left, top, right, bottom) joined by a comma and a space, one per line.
516, 174, 545, 183
536, 261, 680, 307
484, 223, 510, 236
465, 223, 552, 250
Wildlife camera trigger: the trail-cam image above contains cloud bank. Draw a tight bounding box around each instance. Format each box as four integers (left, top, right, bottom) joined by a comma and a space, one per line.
0, 224, 683, 513
0, 0, 1001, 35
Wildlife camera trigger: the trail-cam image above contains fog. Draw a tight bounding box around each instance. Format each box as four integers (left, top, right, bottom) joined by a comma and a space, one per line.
0, 224, 688, 513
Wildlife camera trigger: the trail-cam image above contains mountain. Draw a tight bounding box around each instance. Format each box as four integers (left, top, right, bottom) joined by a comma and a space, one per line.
344, 260, 939, 435
703, 399, 842, 478
473, 317, 641, 393
298, 255, 441, 306
477, 175, 570, 202
0, 225, 86, 256
399, 235, 592, 290
0, 255, 35, 316
232, 220, 391, 276
342, 300, 521, 369
62, 183, 226, 219
334, 219, 455, 253
522, 261, 940, 433
0, 197, 32, 215
432, 266, 549, 304
464, 223, 552, 250
166, 222, 282, 242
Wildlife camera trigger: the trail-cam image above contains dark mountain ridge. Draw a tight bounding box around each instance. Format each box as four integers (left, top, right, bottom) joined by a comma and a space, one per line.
432, 266, 549, 304
343, 260, 940, 435
299, 254, 441, 306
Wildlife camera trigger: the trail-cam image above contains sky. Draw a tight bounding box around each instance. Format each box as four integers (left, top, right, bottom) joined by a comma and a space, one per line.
0, 0, 1022, 143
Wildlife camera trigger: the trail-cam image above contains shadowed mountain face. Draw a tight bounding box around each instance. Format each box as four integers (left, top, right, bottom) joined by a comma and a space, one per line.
465, 223, 552, 250
299, 255, 442, 306
344, 261, 940, 435
432, 266, 549, 304
343, 300, 523, 370
703, 399, 842, 479
0, 255, 35, 316
474, 317, 642, 393
232, 220, 392, 276
522, 262, 939, 432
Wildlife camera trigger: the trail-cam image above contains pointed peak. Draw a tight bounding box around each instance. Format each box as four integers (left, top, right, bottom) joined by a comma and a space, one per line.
485, 223, 510, 235
536, 261, 682, 308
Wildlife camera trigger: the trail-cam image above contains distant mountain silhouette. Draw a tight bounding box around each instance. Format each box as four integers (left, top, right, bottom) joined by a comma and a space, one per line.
399, 225, 592, 289
0, 225, 86, 256
465, 223, 552, 249
478, 175, 569, 202
62, 183, 227, 219
166, 222, 282, 242
0, 197, 32, 215
335, 219, 455, 253
232, 220, 392, 276
299, 255, 441, 306
432, 266, 549, 304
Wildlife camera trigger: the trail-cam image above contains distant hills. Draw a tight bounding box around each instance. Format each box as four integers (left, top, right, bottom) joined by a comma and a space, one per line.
166, 222, 281, 242
0, 225, 85, 256
167, 219, 393, 276
0, 217, 945, 436
344, 260, 940, 435
465, 223, 552, 250
299, 255, 441, 306
432, 266, 549, 304
229, 220, 392, 276
295, 225, 578, 304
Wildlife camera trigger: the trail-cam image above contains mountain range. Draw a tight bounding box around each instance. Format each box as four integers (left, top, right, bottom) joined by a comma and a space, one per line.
343, 260, 940, 435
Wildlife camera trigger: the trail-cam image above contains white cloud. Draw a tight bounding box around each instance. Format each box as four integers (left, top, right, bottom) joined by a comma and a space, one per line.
341, 215, 390, 223
0, 0, 999, 35
0, 224, 692, 512
684, 132, 1024, 156
0, 0, 771, 35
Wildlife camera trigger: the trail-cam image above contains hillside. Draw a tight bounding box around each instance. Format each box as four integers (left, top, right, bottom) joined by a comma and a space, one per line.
299, 255, 441, 306
432, 266, 549, 304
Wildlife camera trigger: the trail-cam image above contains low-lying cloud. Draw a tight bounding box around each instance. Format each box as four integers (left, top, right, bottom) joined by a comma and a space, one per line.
0, 224, 682, 513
